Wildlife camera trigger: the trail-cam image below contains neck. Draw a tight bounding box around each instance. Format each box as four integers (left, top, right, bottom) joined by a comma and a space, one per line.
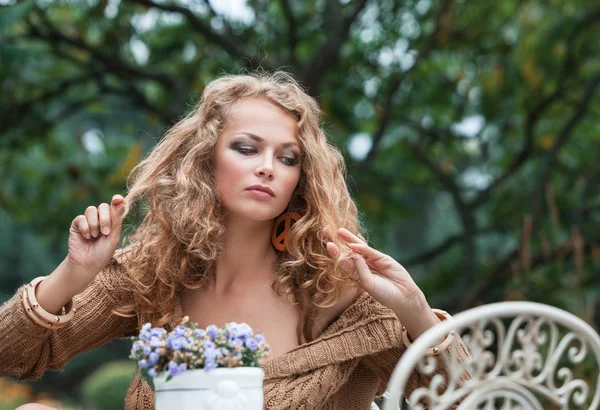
211, 215, 277, 295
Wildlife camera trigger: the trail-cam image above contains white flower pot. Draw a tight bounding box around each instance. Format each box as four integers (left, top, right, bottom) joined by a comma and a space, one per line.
154, 367, 264, 410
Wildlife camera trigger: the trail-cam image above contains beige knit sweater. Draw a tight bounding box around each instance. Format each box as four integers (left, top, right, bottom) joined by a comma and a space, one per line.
0, 257, 466, 409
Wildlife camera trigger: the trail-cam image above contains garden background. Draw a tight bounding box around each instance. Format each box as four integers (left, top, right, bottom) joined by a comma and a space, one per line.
1, 0, 599, 408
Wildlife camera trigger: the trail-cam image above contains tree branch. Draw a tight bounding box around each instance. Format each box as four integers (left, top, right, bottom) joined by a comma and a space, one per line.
359, 0, 455, 170
279, 0, 299, 64
302, 0, 370, 92
404, 226, 502, 267
462, 235, 600, 309
128, 0, 259, 67
529, 70, 600, 227
467, 9, 600, 211
30, 7, 176, 91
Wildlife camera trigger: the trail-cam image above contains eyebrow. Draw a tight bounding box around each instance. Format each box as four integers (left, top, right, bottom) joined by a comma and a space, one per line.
235, 132, 300, 149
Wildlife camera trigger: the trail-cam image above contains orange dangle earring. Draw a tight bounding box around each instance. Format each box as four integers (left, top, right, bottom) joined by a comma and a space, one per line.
271, 211, 302, 252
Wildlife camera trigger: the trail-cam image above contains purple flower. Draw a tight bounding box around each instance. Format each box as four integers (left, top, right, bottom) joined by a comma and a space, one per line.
204, 347, 218, 360
167, 336, 188, 350
245, 338, 258, 351
204, 360, 217, 371
148, 352, 160, 365
173, 325, 187, 337
143, 345, 152, 355
148, 368, 157, 377
237, 323, 253, 338
150, 327, 165, 338
167, 361, 181, 376
193, 329, 205, 338
178, 363, 187, 373
255, 334, 265, 344
204, 341, 216, 350
142, 323, 152, 332
206, 325, 218, 340
138, 359, 148, 369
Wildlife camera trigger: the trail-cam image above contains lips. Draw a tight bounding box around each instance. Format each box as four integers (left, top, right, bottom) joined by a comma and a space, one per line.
246, 185, 275, 197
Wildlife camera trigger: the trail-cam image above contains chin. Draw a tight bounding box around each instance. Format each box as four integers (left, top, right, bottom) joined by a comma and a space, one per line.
229, 207, 283, 223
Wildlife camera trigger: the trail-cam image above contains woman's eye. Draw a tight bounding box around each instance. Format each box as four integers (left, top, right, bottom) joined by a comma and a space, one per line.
236, 146, 256, 155
280, 156, 299, 166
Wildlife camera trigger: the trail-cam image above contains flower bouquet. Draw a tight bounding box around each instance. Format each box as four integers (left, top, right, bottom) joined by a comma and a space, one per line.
130, 317, 271, 410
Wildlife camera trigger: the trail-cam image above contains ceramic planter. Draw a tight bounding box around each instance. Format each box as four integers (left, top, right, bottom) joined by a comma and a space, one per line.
154, 367, 264, 410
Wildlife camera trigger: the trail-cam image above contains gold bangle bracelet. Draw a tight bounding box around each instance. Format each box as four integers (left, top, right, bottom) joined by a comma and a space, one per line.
20, 289, 66, 329
24, 276, 76, 328
401, 308, 456, 356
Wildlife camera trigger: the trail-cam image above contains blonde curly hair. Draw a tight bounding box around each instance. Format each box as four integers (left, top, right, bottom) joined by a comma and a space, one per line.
117, 70, 362, 343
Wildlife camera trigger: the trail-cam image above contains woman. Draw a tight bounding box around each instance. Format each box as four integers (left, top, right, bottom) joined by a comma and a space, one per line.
1, 71, 464, 410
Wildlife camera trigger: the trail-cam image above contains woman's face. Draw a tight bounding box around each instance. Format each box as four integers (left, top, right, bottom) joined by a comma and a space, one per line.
214, 97, 302, 222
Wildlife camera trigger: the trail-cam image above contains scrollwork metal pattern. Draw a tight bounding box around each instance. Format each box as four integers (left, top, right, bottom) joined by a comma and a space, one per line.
382, 302, 600, 410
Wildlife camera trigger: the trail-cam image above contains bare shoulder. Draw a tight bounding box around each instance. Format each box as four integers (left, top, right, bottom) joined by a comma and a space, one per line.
312, 282, 362, 339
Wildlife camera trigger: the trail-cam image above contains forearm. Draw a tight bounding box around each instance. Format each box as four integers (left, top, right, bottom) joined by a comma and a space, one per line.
35, 258, 97, 314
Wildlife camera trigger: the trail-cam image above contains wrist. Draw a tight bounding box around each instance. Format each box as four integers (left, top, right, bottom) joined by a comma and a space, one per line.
393, 291, 440, 341
55, 257, 97, 294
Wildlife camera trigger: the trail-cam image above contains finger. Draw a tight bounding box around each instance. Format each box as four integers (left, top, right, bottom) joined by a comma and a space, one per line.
98, 203, 111, 236
85, 206, 100, 238
72, 215, 91, 240
348, 242, 397, 274
109, 194, 125, 240
351, 253, 375, 290
337, 228, 367, 245
326, 242, 359, 280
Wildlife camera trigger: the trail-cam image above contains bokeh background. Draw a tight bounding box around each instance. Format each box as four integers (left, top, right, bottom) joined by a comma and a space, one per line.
1, 0, 600, 408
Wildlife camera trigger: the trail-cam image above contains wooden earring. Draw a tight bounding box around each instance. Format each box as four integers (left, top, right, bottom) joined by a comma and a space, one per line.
271, 212, 302, 252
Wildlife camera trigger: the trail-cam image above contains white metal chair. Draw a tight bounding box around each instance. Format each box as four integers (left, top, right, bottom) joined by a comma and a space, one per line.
382, 302, 600, 410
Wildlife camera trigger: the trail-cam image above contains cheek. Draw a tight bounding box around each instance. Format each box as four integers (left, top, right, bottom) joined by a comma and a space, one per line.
282, 169, 301, 196
215, 155, 245, 198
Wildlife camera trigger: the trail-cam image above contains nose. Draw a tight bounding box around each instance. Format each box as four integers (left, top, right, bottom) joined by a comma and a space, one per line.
255, 156, 275, 180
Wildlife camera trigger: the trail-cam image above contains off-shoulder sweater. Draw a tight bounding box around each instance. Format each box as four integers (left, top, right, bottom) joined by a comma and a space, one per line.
0, 257, 465, 409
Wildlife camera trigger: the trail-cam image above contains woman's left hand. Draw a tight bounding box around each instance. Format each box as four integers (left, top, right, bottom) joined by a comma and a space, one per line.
327, 228, 425, 314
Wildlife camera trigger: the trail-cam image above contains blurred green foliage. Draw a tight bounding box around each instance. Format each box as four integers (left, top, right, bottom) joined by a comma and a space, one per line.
80, 361, 136, 410
1, 0, 599, 405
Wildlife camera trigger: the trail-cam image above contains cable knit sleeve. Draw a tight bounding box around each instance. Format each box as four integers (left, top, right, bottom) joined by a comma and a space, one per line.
361, 313, 470, 405
0, 255, 138, 381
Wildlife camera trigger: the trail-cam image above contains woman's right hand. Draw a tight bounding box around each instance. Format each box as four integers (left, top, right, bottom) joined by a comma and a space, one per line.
66, 194, 126, 277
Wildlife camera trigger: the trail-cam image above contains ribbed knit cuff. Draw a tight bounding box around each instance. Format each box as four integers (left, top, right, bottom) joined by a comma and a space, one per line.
7, 285, 52, 338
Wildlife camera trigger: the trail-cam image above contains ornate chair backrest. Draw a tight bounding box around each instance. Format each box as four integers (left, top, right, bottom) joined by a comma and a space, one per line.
382, 302, 600, 410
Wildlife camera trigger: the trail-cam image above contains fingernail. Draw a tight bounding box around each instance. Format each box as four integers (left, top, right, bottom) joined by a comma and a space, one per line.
102, 227, 110, 235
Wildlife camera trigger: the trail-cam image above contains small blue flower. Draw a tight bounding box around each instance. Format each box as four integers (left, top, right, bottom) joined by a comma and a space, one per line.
204, 360, 217, 371
255, 334, 265, 344
150, 337, 162, 348
206, 325, 218, 340
204, 341, 216, 350
245, 338, 258, 351
167, 361, 180, 376
193, 329, 205, 338
177, 362, 187, 373
170, 336, 187, 350
204, 347, 218, 360
150, 327, 165, 338
138, 359, 148, 369
143, 345, 152, 355
148, 351, 160, 365
173, 325, 187, 337
148, 368, 157, 377
238, 323, 252, 338
142, 323, 152, 332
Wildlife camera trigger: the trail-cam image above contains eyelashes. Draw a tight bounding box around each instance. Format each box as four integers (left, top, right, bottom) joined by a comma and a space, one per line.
230, 142, 300, 166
